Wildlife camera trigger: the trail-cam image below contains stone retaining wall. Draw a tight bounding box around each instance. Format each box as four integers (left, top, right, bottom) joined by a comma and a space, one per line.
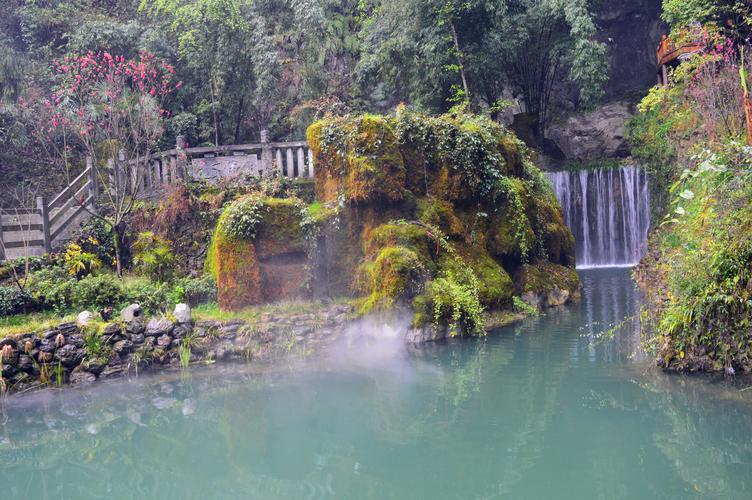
0, 303, 354, 395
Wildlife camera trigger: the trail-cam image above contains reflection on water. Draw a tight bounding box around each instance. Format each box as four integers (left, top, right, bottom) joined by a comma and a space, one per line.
1, 269, 751, 499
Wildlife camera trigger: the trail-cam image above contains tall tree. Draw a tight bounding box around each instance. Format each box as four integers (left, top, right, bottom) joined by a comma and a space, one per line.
357, 0, 606, 137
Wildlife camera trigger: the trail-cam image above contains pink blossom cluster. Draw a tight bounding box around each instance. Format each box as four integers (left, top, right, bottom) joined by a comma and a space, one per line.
46, 51, 181, 138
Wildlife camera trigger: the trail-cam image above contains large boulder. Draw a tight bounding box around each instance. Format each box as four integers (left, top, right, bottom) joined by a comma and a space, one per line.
547, 101, 633, 162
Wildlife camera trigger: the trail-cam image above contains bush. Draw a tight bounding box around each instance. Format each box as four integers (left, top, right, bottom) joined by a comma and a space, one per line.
72, 218, 117, 269
124, 279, 169, 314
421, 268, 484, 336
132, 231, 176, 283
168, 275, 217, 306
0, 286, 33, 317
219, 196, 266, 241
71, 274, 125, 311
62, 242, 101, 278
26, 267, 76, 314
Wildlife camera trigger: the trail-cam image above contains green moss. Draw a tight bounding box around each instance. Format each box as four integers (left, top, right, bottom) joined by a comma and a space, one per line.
254, 197, 306, 258
416, 197, 464, 238
363, 222, 437, 265
517, 262, 580, 295
466, 250, 514, 307
357, 245, 427, 315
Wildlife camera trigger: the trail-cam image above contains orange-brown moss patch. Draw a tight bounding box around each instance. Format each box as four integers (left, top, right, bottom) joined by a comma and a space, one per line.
215, 233, 262, 311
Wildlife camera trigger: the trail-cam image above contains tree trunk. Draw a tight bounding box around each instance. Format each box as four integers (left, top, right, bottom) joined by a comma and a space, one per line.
449, 21, 470, 99
744, 93, 752, 146
112, 221, 128, 278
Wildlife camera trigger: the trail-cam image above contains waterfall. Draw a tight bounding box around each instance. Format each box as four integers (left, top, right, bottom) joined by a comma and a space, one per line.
546, 166, 650, 269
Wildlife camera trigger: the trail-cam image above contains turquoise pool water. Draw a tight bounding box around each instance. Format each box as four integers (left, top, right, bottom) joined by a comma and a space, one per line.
1, 269, 751, 499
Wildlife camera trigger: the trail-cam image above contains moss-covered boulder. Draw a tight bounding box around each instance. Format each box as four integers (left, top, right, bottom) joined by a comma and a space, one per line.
308, 114, 406, 205
516, 262, 581, 308
305, 109, 579, 336
207, 108, 578, 334
206, 195, 310, 311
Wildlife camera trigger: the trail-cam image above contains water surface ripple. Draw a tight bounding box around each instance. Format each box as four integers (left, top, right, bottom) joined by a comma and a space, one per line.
1, 269, 751, 499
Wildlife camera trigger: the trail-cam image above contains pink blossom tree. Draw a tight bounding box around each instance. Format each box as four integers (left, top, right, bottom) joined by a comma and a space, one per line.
47, 51, 180, 274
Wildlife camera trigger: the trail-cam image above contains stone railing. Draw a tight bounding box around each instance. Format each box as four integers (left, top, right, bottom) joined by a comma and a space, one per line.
131, 132, 314, 194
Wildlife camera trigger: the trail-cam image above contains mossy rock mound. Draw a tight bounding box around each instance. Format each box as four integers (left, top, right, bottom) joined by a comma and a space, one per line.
308, 114, 406, 205
209, 108, 578, 331
516, 262, 581, 308
253, 197, 306, 259
308, 107, 530, 206
206, 195, 310, 311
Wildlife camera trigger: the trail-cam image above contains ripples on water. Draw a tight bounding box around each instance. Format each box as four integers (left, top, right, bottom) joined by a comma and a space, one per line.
1, 269, 751, 499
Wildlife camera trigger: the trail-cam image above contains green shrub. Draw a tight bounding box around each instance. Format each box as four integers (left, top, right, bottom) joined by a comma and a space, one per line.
168, 275, 217, 306
0, 286, 33, 317
132, 231, 176, 283
71, 274, 125, 311
219, 196, 265, 241
72, 218, 117, 269
124, 279, 169, 314
26, 267, 76, 314
421, 268, 485, 336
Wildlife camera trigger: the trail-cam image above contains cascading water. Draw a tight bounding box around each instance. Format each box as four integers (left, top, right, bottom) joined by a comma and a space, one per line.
546, 166, 650, 269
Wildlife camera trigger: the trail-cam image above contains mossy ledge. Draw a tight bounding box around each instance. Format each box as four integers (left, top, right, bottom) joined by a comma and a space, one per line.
207, 108, 580, 340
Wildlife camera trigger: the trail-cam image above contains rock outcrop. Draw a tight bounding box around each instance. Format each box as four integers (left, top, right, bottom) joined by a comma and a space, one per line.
547, 101, 633, 162
207, 108, 580, 338
545, 0, 664, 163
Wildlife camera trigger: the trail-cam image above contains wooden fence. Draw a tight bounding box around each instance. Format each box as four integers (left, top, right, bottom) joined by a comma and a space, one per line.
0, 133, 313, 262
0, 164, 96, 262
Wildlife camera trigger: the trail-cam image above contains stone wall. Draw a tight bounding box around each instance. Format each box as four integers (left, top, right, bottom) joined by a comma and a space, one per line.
0, 302, 354, 395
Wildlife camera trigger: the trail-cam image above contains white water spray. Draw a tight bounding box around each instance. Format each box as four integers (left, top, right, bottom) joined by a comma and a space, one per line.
546, 166, 650, 269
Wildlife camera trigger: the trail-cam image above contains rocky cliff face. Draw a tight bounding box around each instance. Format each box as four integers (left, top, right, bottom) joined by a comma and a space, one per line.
546, 0, 665, 164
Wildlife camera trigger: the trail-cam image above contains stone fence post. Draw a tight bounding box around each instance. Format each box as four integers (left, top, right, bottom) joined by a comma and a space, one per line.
260, 130, 273, 175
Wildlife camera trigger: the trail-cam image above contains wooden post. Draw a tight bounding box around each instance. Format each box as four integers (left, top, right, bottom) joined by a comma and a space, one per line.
37, 196, 52, 253
108, 158, 117, 194
662, 64, 669, 86
260, 130, 273, 176
118, 151, 127, 194
87, 156, 98, 199
0, 219, 5, 263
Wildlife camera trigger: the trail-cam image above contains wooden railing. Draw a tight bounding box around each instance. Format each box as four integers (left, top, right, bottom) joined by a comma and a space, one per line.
0, 133, 313, 262
657, 30, 706, 67
0, 164, 95, 262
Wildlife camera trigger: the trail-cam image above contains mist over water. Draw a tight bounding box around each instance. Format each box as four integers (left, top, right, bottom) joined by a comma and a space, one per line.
547, 167, 651, 268
1, 269, 752, 499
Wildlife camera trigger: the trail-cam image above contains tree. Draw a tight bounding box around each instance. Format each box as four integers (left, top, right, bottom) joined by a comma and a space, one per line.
662, 0, 752, 39
356, 0, 607, 137
47, 51, 180, 274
